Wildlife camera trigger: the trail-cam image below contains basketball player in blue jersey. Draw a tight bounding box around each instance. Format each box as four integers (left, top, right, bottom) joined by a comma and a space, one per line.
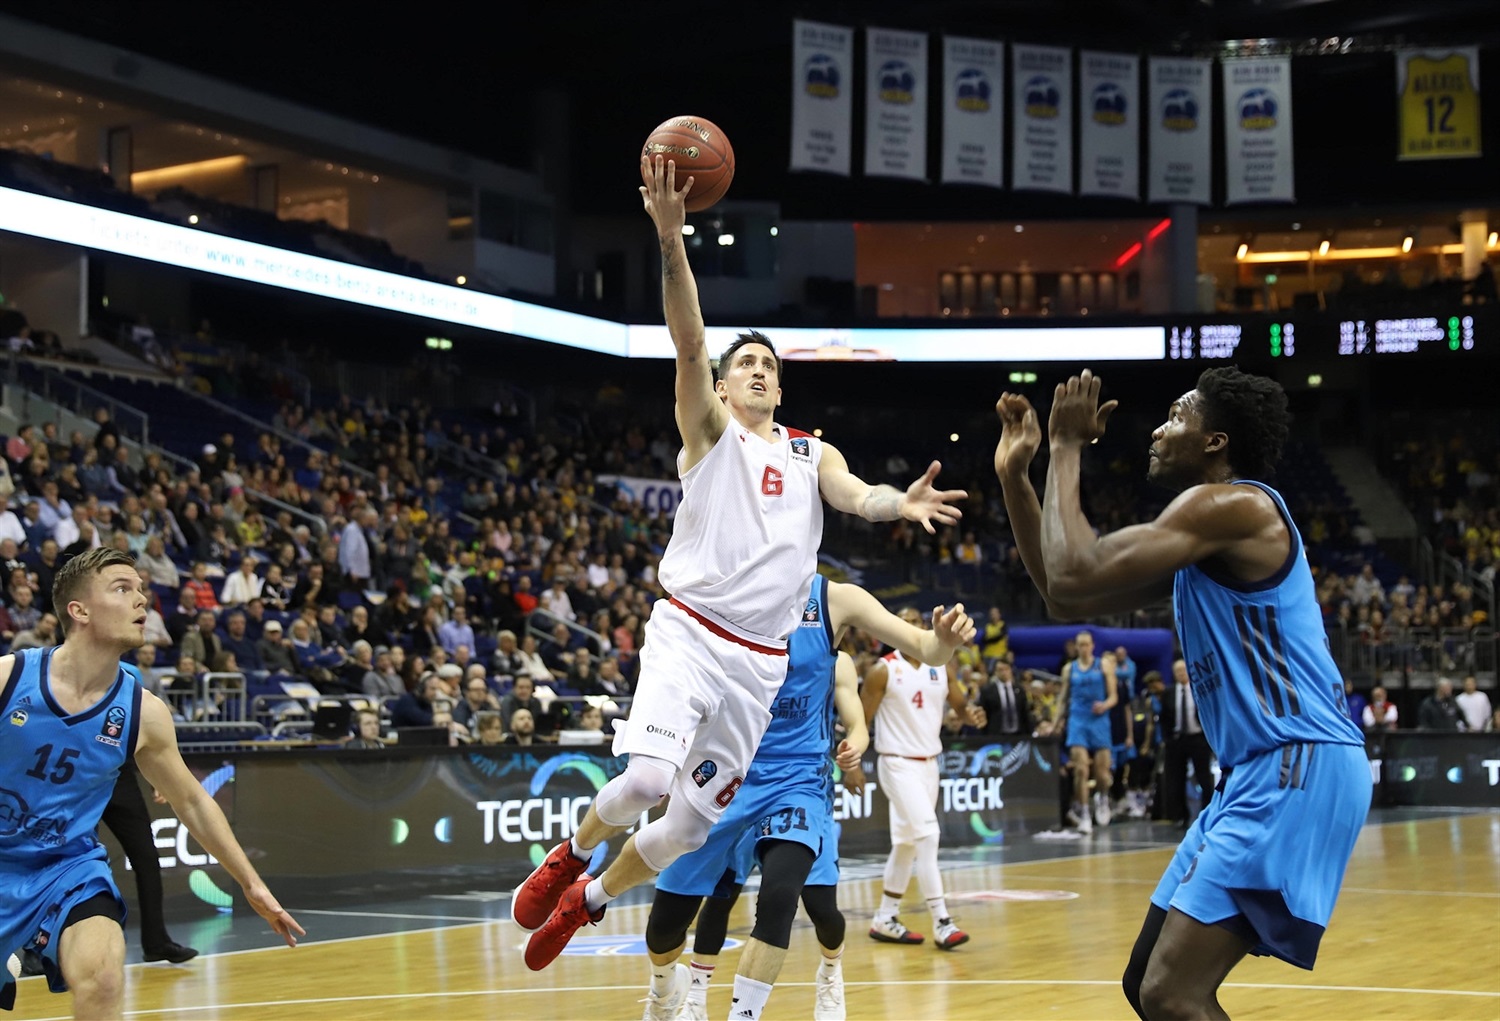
994, 369, 1370, 1021
638, 576, 974, 1021
1058, 630, 1119, 834
0, 549, 302, 1016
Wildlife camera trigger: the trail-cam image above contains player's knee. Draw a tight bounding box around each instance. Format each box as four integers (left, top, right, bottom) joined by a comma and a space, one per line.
646, 891, 701, 955
634, 805, 714, 873
800, 886, 846, 949
594, 755, 676, 827
68, 964, 125, 1014
1138, 964, 1193, 1021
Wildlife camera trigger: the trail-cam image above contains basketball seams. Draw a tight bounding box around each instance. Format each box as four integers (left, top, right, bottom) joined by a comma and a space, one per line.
642, 114, 734, 212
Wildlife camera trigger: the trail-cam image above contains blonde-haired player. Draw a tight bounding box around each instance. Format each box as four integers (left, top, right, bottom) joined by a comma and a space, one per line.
861, 608, 985, 949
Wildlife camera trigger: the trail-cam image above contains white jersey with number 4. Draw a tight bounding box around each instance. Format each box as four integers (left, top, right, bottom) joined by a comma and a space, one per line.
874, 651, 947, 758
658, 416, 824, 646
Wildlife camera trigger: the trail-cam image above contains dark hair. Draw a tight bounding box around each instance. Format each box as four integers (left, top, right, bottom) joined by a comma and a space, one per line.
53, 547, 139, 635
716, 330, 782, 383
1194, 366, 1290, 482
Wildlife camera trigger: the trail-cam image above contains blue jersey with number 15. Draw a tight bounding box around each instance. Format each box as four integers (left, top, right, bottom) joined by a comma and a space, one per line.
0, 647, 142, 873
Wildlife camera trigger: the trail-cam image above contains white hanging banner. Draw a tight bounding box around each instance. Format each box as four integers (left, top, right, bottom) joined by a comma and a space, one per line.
1078, 50, 1140, 199
1010, 44, 1073, 193
1147, 57, 1212, 205
940, 35, 1004, 188
790, 19, 854, 175
1223, 57, 1295, 204
864, 27, 929, 180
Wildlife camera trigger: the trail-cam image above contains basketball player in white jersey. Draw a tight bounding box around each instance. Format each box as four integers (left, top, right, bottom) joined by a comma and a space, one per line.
860, 607, 986, 949
515, 155, 968, 978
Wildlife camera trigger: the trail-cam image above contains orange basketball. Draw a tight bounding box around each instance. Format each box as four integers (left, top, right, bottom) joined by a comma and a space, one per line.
641, 115, 735, 212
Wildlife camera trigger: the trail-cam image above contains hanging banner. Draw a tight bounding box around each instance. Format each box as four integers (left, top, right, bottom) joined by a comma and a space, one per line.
1079, 51, 1140, 200
941, 35, 1004, 188
1148, 56, 1212, 205
1223, 57, 1295, 204
1397, 47, 1482, 160
865, 27, 929, 180
1011, 44, 1073, 193
790, 19, 854, 175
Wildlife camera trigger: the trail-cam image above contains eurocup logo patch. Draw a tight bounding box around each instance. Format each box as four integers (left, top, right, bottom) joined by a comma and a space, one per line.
104, 706, 126, 739
790, 437, 811, 459
804, 54, 840, 98
929, 668, 940, 683
692, 760, 719, 788
801, 598, 821, 626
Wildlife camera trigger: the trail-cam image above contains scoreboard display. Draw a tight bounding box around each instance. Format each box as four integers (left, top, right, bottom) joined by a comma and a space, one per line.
1162, 306, 1489, 363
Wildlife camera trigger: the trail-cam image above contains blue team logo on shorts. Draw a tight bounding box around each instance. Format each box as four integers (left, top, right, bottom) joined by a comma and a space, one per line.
790, 438, 810, 459
692, 760, 718, 788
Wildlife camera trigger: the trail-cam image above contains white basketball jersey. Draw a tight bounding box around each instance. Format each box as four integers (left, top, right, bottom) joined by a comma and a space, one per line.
658, 417, 824, 646
873, 651, 947, 758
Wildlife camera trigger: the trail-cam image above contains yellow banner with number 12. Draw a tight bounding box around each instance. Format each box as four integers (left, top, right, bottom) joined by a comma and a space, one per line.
1398, 48, 1481, 160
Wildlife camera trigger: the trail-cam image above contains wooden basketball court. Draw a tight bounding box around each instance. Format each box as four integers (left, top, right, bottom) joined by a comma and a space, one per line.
10, 809, 1500, 1020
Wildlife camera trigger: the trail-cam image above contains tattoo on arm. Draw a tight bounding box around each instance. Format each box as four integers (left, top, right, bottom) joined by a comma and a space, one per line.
860, 485, 902, 522
659, 234, 679, 282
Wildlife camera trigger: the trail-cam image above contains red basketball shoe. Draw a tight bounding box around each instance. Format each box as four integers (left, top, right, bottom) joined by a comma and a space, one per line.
524, 877, 605, 971
512, 841, 590, 932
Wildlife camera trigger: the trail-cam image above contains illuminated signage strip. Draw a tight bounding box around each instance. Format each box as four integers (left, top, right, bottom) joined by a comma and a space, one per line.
0, 184, 626, 356
625, 324, 1164, 361
0, 185, 1166, 362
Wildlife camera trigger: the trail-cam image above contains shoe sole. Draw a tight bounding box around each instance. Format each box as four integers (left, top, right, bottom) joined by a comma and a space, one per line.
868, 929, 924, 945
935, 933, 971, 951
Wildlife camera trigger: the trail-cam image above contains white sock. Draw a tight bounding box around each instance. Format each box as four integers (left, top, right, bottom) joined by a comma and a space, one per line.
687, 961, 714, 1005
729, 976, 773, 1020
649, 960, 678, 996
876, 893, 902, 921
926, 897, 950, 926
817, 948, 843, 978
569, 835, 591, 862
583, 877, 615, 913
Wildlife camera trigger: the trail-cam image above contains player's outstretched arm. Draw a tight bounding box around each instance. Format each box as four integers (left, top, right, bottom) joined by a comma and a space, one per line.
1041, 370, 1264, 606
829, 583, 975, 667
640, 154, 725, 463
134, 693, 305, 947
997, 391, 1168, 618
818, 443, 965, 534
832, 652, 869, 770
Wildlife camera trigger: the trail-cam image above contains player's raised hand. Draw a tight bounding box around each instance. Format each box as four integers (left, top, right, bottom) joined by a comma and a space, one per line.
639, 155, 693, 232
245, 884, 305, 947
1047, 369, 1119, 449
899, 461, 966, 534
931, 602, 977, 652
994, 392, 1042, 480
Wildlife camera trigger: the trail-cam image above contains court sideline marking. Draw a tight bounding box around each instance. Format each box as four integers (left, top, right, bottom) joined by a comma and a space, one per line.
21, 977, 1499, 1019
